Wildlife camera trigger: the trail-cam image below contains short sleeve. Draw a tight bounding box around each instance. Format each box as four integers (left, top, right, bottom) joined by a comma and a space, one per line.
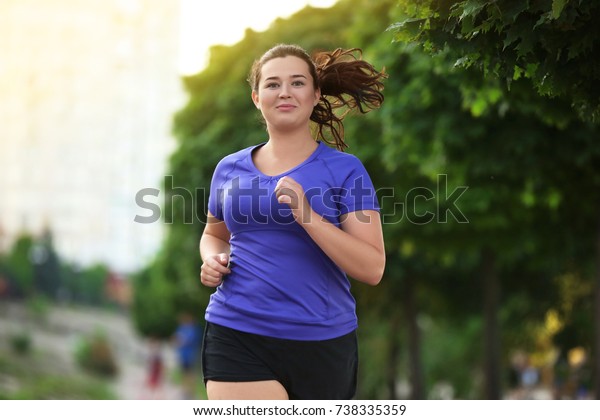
207, 161, 227, 221
338, 156, 380, 215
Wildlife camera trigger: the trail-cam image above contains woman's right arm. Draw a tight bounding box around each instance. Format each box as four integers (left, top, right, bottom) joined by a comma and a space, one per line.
199, 212, 231, 287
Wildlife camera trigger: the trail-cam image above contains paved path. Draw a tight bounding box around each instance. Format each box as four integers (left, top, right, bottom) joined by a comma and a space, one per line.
0, 301, 186, 399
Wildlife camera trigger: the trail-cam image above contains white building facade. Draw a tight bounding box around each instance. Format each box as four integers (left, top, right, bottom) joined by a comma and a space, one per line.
0, 0, 184, 273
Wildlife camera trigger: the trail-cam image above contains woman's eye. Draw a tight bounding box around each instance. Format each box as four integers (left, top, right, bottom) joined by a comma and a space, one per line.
265, 83, 279, 89
292, 81, 305, 86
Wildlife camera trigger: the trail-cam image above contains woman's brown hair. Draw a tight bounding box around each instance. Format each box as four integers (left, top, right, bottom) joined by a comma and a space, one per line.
248, 44, 386, 151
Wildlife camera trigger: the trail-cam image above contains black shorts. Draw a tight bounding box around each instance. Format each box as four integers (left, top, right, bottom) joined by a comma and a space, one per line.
201, 322, 358, 400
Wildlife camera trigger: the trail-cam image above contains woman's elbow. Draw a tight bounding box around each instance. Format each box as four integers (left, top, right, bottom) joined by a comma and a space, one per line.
366, 265, 385, 286
356, 254, 385, 286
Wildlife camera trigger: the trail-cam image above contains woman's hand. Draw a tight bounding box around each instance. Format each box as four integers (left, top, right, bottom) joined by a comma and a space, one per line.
274, 176, 385, 286
274, 176, 313, 224
200, 253, 230, 287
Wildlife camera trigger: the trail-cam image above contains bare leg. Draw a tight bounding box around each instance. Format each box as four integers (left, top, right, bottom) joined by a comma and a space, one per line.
207, 380, 288, 400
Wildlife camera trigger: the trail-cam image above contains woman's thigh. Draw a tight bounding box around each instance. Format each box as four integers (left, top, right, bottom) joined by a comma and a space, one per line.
206, 379, 288, 400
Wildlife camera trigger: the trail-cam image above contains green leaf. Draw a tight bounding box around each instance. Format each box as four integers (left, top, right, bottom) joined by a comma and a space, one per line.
552, 0, 569, 19
387, 18, 428, 42
515, 29, 536, 57
458, 0, 488, 20
500, 0, 531, 24
454, 53, 481, 68
503, 25, 521, 50
525, 63, 539, 78
534, 12, 551, 29
513, 65, 525, 80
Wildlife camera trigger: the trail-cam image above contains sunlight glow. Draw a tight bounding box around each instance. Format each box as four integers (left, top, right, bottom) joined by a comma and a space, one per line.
179, 0, 338, 75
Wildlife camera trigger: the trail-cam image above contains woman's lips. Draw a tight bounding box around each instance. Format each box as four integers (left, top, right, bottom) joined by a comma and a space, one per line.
276, 104, 296, 110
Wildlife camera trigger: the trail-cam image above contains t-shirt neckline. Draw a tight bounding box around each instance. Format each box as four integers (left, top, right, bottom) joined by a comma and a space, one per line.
247, 141, 324, 179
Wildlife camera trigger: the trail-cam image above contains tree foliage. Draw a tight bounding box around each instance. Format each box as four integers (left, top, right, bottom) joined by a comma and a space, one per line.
390, 0, 600, 123
390, 0, 600, 398
0, 231, 114, 307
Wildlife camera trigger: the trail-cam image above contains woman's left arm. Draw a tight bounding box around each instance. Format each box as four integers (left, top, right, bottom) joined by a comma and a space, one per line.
275, 176, 385, 286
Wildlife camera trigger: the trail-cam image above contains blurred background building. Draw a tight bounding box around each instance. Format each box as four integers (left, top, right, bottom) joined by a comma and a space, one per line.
0, 0, 184, 273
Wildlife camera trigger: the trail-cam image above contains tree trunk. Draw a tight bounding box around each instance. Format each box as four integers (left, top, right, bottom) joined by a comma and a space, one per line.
404, 275, 425, 399
482, 248, 502, 399
594, 216, 600, 399
387, 312, 400, 399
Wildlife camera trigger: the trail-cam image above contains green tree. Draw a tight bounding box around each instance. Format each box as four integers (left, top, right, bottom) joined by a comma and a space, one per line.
390, 0, 600, 397
131, 252, 179, 339
77, 264, 110, 306
31, 230, 62, 300
3, 233, 35, 297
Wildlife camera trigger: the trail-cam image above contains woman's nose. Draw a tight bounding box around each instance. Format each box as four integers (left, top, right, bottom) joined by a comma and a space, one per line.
279, 84, 291, 98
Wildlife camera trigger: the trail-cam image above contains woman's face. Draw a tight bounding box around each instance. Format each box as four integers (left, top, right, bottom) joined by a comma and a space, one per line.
252, 56, 320, 133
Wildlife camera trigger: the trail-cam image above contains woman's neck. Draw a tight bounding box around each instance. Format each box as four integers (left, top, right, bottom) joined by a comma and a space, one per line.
252, 127, 318, 176
264, 126, 316, 157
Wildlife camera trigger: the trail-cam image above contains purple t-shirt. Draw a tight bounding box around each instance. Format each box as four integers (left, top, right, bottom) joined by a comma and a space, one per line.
205, 141, 380, 340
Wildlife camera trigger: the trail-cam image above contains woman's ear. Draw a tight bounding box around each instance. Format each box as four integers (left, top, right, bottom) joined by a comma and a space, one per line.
251, 90, 260, 109
314, 88, 321, 106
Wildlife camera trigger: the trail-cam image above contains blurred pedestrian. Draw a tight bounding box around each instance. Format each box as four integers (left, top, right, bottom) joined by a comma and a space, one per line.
199, 44, 386, 399
143, 337, 164, 399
